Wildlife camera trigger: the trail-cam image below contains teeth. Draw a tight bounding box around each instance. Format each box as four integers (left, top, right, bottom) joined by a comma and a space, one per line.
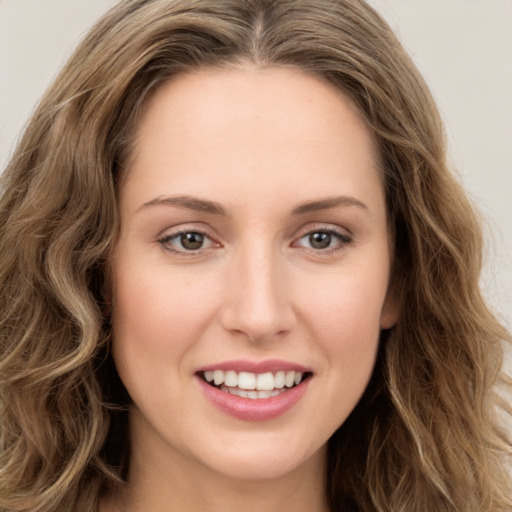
256, 372, 274, 390
274, 371, 285, 389
238, 371, 256, 390
285, 371, 295, 388
224, 370, 237, 387
202, 369, 306, 391
213, 370, 224, 386
222, 385, 286, 399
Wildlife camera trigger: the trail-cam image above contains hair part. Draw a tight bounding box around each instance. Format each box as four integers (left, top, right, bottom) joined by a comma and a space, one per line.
1, 1, 511, 510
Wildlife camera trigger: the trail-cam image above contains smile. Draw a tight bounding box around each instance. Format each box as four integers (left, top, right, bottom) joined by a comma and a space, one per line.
200, 370, 310, 399
196, 363, 313, 421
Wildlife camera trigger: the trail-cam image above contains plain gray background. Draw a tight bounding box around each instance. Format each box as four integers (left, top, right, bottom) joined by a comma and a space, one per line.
1, 1, 511, 343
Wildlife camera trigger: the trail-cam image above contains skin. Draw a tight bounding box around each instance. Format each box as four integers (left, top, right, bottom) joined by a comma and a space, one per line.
105, 66, 399, 512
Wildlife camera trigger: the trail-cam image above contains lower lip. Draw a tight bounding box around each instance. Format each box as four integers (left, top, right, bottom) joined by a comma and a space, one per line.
196, 376, 310, 421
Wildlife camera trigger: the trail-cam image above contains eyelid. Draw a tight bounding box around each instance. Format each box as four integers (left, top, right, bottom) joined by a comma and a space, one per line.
156, 222, 353, 256
157, 226, 221, 255
292, 224, 353, 253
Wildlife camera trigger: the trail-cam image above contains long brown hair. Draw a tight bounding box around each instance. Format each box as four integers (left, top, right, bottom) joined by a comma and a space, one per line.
1, 1, 510, 510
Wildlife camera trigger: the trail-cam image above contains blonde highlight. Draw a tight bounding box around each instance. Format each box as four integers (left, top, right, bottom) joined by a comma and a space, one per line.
1, 1, 510, 510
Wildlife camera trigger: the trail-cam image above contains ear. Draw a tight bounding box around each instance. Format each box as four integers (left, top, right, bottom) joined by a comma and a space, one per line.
380, 278, 402, 329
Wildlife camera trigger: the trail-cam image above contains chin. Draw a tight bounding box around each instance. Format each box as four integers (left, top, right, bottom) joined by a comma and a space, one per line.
189, 432, 327, 482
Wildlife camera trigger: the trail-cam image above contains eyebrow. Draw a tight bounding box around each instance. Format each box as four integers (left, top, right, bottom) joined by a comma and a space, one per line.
139, 195, 226, 215
291, 196, 368, 215
138, 194, 367, 216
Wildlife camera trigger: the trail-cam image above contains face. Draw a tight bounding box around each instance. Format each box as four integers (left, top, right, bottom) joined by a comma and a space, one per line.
111, 67, 398, 483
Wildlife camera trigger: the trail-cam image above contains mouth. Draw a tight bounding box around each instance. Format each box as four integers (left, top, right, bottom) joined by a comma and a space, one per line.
198, 369, 312, 399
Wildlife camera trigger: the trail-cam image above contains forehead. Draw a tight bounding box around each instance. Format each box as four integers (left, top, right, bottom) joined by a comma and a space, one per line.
123, 66, 384, 215
133, 66, 378, 155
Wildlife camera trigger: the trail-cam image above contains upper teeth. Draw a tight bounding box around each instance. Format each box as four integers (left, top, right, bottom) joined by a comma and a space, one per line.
203, 370, 304, 390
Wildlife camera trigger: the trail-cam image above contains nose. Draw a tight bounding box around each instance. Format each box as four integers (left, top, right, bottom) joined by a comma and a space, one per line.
219, 244, 296, 343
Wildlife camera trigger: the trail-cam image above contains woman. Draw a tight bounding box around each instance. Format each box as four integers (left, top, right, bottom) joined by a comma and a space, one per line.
0, 1, 510, 511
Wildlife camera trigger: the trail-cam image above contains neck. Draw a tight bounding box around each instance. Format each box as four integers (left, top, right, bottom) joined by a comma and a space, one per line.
115, 468, 328, 512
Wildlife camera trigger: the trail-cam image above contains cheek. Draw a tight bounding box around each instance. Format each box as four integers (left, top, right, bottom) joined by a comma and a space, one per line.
110, 260, 216, 385
298, 266, 388, 368
290, 269, 387, 434
306, 270, 388, 329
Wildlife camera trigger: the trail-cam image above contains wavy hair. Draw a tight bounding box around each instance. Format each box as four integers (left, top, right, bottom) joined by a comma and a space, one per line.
1, 0, 510, 510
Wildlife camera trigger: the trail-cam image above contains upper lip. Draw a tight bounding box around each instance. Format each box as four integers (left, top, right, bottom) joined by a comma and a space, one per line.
196, 359, 312, 374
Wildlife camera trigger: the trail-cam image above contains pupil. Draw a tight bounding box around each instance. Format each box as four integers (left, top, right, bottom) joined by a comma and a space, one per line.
309, 232, 331, 249
181, 232, 204, 250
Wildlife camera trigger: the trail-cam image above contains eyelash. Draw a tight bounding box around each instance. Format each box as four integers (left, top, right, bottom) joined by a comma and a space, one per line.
294, 227, 353, 255
158, 229, 217, 255
157, 226, 353, 256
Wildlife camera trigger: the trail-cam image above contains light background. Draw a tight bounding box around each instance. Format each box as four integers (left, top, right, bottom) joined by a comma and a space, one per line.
1, 1, 511, 351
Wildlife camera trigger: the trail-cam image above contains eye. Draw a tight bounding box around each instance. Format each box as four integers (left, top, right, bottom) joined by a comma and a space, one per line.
158, 230, 216, 253
295, 229, 352, 252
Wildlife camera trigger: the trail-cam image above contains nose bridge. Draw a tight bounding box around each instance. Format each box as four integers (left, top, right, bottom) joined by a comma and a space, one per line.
221, 238, 294, 341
